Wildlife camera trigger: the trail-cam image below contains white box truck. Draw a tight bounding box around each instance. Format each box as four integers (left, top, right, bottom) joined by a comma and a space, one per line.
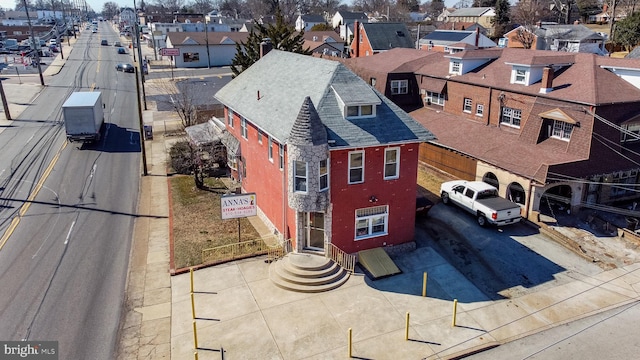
62, 92, 104, 143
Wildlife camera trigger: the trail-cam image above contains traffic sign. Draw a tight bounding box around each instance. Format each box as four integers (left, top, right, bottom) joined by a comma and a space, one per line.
161, 48, 180, 56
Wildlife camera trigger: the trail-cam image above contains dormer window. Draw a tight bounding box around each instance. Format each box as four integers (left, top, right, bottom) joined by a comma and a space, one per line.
551, 120, 573, 141
451, 60, 461, 75
347, 105, 373, 117
390, 80, 408, 95
512, 68, 528, 84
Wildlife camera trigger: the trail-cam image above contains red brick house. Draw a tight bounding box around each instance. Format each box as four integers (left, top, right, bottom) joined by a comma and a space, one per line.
345, 47, 640, 218
215, 50, 434, 256
350, 21, 415, 58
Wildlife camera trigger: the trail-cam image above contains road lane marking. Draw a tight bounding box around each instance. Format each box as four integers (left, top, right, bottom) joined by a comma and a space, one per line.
0, 141, 68, 251
64, 220, 75, 245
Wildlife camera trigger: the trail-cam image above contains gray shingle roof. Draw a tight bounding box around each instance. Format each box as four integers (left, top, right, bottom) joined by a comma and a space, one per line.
361, 23, 415, 51
301, 14, 325, 22
449, 7, 493, 17
534, 24, 604, 41
214, 50, 434, 148
289, 97, 327, 146
338, 11, 368, 20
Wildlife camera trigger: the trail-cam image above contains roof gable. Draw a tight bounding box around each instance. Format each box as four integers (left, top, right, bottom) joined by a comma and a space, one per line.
214, 51, 434, 147
361, 22, 415, 50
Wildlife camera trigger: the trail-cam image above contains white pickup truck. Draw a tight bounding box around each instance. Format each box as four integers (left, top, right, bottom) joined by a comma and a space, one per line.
440, 180, 522, 227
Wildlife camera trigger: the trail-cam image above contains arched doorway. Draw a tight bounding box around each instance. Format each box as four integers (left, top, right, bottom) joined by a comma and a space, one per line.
482, 172, 499, 190
507, 182, 526, 205
539, 184, 573, 216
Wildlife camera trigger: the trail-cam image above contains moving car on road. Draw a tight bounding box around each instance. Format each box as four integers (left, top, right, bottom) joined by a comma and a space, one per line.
101, 39, 108, 46
115, 63, 134, 73
117, 47, 126, 54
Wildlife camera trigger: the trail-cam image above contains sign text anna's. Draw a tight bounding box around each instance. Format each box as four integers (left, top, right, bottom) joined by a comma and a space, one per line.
221, 193, 257, 220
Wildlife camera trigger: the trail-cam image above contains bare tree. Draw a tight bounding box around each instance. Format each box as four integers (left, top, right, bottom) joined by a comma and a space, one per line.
102, 1, 119, 18
153, 0, 184, 13
511, 0, 552, 49
191, 0, 214, 14
150, 78, 199, 130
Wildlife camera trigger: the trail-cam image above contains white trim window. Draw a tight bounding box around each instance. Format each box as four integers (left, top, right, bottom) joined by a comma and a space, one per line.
390, 80, 408, 95
257, 130, 263, 144
346, 104, 374, 118
241, 117, 248, 139
514, 69, 527, 84
319, 159, 329, 191
268, 136, 273, 161
355, 205, 388, 239
348, 151, 364, 184
384, 147, 399, 180
451, 60, 461, 74
463, 98, 472, 113
294, 160, 307, 192
501, 107, 522, 127
476, 104, 484, 116
278, 144, 284, 169
227, 109, 234, 128
551, 120, 573, 140
426, 92, 445, 106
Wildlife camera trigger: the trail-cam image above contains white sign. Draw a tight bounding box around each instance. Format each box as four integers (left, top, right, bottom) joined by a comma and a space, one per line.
161, 47, 180, 56
221, 193, 257, 220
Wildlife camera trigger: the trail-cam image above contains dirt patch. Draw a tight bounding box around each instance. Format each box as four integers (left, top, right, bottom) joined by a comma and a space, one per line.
170, 175, 260, 269
417, 163, 457, 204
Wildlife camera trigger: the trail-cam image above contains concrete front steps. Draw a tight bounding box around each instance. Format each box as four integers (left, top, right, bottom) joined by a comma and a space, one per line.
269, 252, 350, 293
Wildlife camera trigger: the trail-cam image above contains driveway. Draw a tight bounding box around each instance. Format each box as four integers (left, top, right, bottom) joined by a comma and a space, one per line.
368, 203, 603, 303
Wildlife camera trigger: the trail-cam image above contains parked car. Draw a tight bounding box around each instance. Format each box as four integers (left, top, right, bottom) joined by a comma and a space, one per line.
48, 39, 57, 46
440, 180, 522, 227
115, 63, 134, 73
92, 28, 97, 33
117, 47, 127, 54
100, 39, 108, 46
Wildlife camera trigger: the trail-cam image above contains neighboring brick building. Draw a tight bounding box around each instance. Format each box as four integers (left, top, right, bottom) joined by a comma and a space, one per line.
345, 47, 640, 217
215, 50, 434, 256
350, 21, 414, 58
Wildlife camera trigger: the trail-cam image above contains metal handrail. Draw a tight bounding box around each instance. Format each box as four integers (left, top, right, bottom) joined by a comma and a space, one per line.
325, 243, 356, 273
266, 238, 293, 263
201, 238, 269, 264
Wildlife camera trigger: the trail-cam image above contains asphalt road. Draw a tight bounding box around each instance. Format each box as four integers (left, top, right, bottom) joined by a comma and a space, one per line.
0, 21, 140, 359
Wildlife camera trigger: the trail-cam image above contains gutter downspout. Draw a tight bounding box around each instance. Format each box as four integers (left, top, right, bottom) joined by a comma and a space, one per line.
487, 86, 492, 126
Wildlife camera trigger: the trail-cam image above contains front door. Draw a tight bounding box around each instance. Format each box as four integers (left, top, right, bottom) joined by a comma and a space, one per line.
304, 212, 325, 250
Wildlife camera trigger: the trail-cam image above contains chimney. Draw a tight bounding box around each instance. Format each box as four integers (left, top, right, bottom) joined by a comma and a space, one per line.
540, 67, 554, 94
260, 38, 272, 58
475, 27, 480, 47
354, 20, 360, 58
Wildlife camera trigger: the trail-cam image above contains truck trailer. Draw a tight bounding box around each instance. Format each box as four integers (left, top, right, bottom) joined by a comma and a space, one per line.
62, 91, 104, 143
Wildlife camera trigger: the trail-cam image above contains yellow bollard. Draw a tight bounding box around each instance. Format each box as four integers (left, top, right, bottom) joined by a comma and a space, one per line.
405, 312, 410, 341
348, 327, 352, 358
422, 272, 427, 297
194, 351, 199, 360
193, 320, 199, 349
191, 292, 196, 320
452, 299, 458, 327
190, 267, 194, 293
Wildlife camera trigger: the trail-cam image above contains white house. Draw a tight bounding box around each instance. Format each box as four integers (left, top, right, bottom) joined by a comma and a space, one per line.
331, 10, 368, 29
165, 32, 248, 68
295, 14, 326, 31
119, 7, 136, 26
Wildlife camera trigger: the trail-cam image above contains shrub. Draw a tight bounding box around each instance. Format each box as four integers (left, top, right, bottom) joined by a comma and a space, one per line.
169, 140, 195, 174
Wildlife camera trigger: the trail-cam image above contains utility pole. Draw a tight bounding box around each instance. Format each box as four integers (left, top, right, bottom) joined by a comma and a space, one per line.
133, 1, 147, 110
204, 14, 210, 69
0, 79, 11, 120
22, 0, 45, 86
134, 67, 148, 176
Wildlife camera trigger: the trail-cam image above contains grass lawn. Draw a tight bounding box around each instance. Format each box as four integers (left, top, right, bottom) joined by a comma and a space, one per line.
171, 175, 261, 269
